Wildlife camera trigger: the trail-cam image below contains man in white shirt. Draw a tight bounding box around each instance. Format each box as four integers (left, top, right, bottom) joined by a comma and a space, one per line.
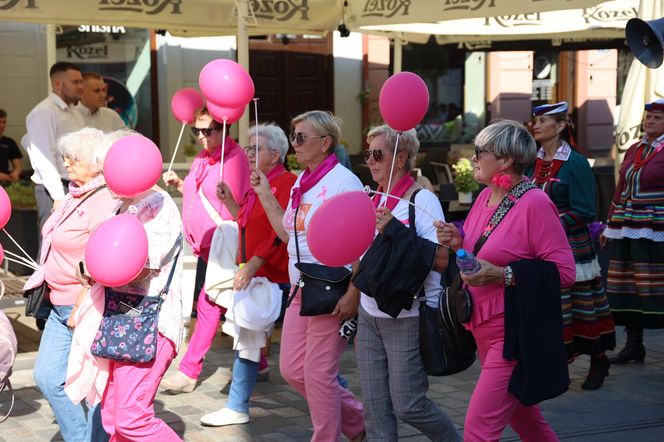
76, 72, 126, 132
23, 62, 85, 229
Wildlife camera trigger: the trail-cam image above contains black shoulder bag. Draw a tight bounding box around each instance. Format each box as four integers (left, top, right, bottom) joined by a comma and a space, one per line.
23, 186, 107, 319
285, 205, 351, 316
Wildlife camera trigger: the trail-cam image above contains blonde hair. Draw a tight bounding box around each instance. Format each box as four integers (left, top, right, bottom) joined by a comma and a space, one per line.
367, 125, 419, 171
291, 110, 342, 150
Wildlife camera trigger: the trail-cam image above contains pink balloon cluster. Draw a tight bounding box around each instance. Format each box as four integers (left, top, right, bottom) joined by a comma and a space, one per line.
85, 214, 148, 287
379, 72, 429, 132
307, 191, 376, 267
104, 134, 163, 198
198, 59, 254, 124
0, 186, 11, 229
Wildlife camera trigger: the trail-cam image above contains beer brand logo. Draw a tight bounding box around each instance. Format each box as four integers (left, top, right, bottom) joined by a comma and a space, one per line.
484, 13, 542, 28
582, 6, 637, 24
66, 44, 109, 60
98, 0, 181, 15
360, 0, 411, 19
0, 0, 37, 10
458, 41, 492, 50
443, 0, 496, 13
249, 0, 310, 21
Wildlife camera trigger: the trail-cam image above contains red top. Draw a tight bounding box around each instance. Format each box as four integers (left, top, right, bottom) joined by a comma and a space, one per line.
239, 169, 297, 284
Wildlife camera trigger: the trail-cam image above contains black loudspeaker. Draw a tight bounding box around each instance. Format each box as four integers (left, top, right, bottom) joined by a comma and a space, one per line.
626, 17, 664, 69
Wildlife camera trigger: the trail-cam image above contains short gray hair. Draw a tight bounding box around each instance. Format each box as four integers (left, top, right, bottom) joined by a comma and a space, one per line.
367, 125, 420, 171
474, 120, 536, 174
248, 123, 289, 162
56, 128, 106, 175
291, 110, 342, 150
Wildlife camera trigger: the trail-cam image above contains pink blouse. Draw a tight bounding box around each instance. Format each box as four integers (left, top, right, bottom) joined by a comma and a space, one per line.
181, 137, 250, 260
462, 187, 576, 329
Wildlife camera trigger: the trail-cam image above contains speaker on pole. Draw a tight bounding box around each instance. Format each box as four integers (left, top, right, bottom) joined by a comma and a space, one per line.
626, 17, 664, 69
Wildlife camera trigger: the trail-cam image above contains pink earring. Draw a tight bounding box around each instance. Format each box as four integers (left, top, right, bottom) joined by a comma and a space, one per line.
491, 171, 512, 190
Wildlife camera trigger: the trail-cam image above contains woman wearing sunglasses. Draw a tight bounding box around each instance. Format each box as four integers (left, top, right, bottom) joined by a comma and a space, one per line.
160, 107, 261, 394
251, 110, 366, 442
356, 125, 460, 441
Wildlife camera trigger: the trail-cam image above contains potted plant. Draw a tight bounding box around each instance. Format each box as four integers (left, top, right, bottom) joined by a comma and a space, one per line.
452, 158, 479, 204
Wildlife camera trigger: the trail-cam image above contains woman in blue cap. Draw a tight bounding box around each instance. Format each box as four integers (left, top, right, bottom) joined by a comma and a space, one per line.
526, 102, 615, 390
602, 99, 664, 366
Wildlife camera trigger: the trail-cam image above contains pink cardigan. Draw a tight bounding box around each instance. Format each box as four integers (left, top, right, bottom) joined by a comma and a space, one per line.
462, 187, 576, 329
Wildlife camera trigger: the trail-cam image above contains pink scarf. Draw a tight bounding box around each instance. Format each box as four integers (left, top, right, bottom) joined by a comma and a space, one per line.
372, 173, 415, 212
238, 164, 286, 228
290, 154, 339, 209
23, 176, 108, 291
194, 136, 238, 190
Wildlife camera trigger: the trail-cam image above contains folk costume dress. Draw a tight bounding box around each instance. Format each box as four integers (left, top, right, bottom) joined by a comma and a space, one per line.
604, 133, 664, 328
526, 142, 615, 359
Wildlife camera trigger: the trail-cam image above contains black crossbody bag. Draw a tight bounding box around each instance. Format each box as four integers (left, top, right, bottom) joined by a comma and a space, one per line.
285, 205, 351, 316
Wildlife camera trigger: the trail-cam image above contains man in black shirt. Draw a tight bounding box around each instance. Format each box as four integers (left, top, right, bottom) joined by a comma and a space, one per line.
0, 109, 22, 183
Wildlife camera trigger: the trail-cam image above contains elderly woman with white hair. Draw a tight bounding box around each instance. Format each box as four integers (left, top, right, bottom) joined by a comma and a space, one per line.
199, 123, 297, 426
354, 125, 460, 441
26, 127, 118, 442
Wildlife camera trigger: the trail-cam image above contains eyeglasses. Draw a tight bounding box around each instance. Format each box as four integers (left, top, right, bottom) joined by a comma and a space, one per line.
363, 149, 385, 163
474, 146, 492, 159
243, 145, 270, 157
289, 132, 327, 146
191, 126, 220, 137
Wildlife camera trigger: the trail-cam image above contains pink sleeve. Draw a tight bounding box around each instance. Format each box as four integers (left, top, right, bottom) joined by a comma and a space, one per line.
525, 191, 576, 288
223, 148, 251, 208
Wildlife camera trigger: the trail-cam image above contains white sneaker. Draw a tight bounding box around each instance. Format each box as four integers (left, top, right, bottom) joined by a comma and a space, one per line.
160, 371, 196, 393
200, 407, 250, 427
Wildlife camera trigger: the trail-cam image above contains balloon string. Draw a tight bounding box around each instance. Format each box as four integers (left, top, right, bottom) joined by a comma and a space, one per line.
381, 131, 401, 208
4, 256, 38, 271
2, 229, 38, 266
366, 187, 440, 222
253, 98, 259, 170
167, 121, 187, 174
4, 250, 39, 268
219, 120, 227, 183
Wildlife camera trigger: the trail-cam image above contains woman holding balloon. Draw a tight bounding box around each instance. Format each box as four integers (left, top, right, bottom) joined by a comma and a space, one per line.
23, 128, 117, 442
251, 110, 365, 441
160, 106, 258, 394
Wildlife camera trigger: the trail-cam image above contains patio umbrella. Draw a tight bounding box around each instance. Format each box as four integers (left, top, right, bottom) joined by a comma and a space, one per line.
613, 0, 664, 175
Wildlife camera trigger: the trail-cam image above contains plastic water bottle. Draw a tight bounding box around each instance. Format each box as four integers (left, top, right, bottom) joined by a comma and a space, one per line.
456, 249, 481, 275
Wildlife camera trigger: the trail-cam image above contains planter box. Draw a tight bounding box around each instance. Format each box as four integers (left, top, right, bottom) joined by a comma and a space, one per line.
5, 208, 39, 276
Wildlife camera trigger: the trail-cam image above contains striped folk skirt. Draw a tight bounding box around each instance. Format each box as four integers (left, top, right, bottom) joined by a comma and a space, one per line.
606, 238, 664, 329
562, 276, 616, 359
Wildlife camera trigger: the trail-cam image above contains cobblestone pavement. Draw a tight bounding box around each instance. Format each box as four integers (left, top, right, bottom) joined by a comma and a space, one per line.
2, 303, 664, 441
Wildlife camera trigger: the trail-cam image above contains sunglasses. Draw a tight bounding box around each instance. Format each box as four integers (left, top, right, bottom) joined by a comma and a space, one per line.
191, 126, 220, 137
289, 132, 327, 146
363, 149, 386, 163
474, 146, 492, 159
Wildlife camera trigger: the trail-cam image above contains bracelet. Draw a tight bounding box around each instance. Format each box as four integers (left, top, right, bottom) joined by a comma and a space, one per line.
503, 265, 515, 287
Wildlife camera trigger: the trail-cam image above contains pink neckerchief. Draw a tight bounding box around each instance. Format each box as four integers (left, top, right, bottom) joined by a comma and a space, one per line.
23, 176, 107, 291
238, 163, 287, 228
372, 173, 415, 212
290, 154, 339, 209
193, 136, 238, 189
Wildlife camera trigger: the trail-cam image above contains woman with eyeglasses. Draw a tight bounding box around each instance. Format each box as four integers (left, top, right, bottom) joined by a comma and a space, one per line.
160, 107, 264, 394
435, 120, 575, 441
251, 111, 366, 442
355, 125, 460, 441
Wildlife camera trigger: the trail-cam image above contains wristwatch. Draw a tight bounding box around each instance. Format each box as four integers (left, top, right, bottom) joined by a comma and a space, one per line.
503, 265, 515, 287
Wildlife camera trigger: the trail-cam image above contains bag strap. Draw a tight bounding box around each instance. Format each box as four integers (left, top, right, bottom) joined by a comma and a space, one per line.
472, 180, 536, 256
406, 188, 430, 305
159, 234, 183, 297
293, 205, 301, 264
199, 187, 224, 228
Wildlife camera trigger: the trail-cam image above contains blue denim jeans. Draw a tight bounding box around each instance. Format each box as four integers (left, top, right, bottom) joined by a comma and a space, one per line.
225, 353, 258, 413
34, 304, 108, 442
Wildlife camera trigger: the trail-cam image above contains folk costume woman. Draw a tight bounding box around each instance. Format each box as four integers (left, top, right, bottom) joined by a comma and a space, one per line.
526, 101, 615, 390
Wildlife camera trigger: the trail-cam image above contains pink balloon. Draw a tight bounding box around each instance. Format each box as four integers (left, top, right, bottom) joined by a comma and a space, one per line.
0, 243, 4, 263
0, 186, 10, 229
379, 72, 429, 131
207, 101, 246, 125
307, 191, 376, 267
170, 87, 204, 124
104, 134, 163, 198
199, 59, 255, 108
85, 214, 148, 287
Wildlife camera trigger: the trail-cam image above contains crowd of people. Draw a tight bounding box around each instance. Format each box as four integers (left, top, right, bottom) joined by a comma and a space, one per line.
4, 59, 664, 441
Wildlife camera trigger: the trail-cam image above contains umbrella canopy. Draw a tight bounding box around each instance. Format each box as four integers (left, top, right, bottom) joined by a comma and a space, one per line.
613, 0, 664, 173
356, 0, 637, 44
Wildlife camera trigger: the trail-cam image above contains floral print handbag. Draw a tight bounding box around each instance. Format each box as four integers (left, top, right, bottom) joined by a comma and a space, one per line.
91, 245, 181, 364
